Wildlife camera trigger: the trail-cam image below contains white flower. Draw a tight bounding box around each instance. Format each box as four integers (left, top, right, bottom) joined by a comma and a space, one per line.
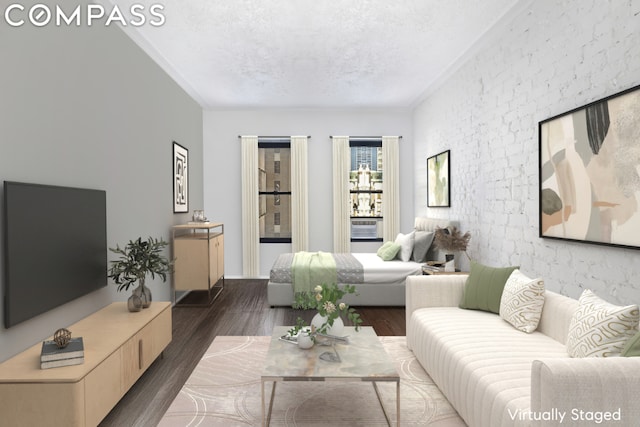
324, 301, 336, 314
339, 302, 346, 311
314, 285, 323, 293
315, 293, 323, 302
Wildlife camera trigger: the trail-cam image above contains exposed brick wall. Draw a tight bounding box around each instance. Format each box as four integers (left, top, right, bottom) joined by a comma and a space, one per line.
414, 0, 640, 304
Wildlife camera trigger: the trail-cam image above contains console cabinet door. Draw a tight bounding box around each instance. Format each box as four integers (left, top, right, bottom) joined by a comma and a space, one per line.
85, 349, 123, 427
174, 236, 210, 291
215, 233, 224, 282
0, 382, 84, 426
121, 324, 154, 391
152, 305, 172, 357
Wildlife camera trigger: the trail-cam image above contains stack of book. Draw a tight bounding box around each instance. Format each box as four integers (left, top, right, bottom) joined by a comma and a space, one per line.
40, 337, 84, 369
422, 264, 444, 273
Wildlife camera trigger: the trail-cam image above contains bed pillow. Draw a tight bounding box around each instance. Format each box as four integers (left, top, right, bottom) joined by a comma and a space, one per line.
411, 231, 435, 263
459, 261, 518, 314
566, 290, 639, 358
394, 231, 415, 262
499, 269, 545, 333
376, 241, 401, 261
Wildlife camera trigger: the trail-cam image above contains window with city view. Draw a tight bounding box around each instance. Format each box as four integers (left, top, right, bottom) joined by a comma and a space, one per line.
259, 143, 292, 243
350, 140, 383, 241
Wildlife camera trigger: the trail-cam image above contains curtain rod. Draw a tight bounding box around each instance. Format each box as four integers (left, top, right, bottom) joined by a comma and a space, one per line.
330, 136, 403, 139
237, 136, 310, 139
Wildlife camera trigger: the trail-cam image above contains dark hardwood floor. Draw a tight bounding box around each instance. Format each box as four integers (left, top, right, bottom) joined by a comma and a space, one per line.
99, 279, 406, 426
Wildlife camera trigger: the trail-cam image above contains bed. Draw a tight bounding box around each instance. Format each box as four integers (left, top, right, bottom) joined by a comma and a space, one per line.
267, 217, 457, 306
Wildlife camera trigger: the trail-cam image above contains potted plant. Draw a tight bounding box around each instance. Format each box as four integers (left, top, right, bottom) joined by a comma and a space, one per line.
108, 236, 172, 312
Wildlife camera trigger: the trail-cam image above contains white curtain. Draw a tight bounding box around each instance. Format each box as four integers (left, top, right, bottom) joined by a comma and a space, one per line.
241, 136, 260, 277
382, 136, 400, 241
291, 136, 309, 252
332, 136, 351, 252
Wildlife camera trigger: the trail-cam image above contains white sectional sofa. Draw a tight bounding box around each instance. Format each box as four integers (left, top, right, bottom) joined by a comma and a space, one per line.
406, 274, 640, 427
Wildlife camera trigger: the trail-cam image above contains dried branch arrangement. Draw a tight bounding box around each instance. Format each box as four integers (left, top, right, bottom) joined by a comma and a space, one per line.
433, 226, 471, 253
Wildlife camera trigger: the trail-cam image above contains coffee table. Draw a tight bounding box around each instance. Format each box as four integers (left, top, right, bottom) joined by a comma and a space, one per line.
261, 326, 400, 426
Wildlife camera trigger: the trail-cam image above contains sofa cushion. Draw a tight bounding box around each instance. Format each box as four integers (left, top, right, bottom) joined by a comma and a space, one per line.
459, 261, 518, 314
622, 330, 640, 357
566, 289, 639, 358
499, 269, 545, 333
536, 291, 579, 345
407, 307, 568, 427
376, 241, 401, 261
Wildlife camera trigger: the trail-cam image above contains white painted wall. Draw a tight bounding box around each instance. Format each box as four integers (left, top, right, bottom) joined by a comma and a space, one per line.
203, 109, 414, 277
414, 0, 640, 304
0, 21, 203, 361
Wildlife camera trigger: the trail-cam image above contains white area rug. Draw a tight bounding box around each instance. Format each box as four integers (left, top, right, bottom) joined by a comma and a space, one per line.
159, 336, 465, 426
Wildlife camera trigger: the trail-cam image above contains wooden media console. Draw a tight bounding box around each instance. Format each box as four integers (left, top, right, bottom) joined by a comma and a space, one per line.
0, 302, 171, 426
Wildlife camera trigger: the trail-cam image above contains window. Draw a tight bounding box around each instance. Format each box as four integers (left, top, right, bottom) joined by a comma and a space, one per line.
349, 140, 383, 241
259, 142, 292, 243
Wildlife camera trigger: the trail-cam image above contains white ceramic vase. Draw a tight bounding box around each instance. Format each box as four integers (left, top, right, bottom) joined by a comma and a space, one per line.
444, 254, 455, 272
311, 312, 345, 337
297, 328, 314, 349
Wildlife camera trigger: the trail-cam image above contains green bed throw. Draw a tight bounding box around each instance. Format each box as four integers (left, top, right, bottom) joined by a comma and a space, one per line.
292, 251, 337, 293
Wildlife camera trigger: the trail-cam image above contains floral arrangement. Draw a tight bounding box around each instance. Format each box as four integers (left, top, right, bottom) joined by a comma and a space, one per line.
292, 283, 362, 334
433, 226, 471, 258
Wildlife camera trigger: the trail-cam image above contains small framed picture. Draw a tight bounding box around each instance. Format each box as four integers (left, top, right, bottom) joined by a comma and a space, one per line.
427, 150, 450, 207
173, 141, 188, 213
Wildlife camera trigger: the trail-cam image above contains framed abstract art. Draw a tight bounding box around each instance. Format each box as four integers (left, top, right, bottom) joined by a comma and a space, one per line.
539, 84, 640, 249
173, 141, 189, 213
427, 150, 450, 207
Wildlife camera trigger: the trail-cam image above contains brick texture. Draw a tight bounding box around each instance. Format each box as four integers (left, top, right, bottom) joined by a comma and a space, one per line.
414, 0, 640, 304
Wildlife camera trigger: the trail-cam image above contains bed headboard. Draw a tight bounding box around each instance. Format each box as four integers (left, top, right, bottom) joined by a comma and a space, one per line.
414, 217, 459, 261
414, 217, 457, 232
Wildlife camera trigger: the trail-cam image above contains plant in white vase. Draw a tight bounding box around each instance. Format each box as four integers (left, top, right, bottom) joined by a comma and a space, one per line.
292, 283, 362, 336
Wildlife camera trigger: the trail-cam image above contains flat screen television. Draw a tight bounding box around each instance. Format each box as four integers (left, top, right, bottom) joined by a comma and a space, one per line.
3, 181, 107, 328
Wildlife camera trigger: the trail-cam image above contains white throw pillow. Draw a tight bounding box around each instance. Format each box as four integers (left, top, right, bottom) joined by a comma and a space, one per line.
566, 289, 639, 358
394, 231, 415, 262
499, 269, 545, 333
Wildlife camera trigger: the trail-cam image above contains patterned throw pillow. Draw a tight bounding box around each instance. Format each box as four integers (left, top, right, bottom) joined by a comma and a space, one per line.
566, 290, 639, 358
499, 269, 545, 333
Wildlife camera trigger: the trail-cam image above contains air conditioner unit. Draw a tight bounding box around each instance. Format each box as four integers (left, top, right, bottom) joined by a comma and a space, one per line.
351, 220, 377, 239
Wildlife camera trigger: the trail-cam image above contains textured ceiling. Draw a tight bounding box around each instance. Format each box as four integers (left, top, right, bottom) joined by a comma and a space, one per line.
110, 0, 525, 109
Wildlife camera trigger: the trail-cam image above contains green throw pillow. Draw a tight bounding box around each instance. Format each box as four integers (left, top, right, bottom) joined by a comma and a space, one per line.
459, 261, 518, 314
377, 241, 401, 261
622, 330, 640, 357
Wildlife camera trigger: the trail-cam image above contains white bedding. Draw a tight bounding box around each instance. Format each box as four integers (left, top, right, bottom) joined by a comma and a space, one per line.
267, 217, 456, 306
267, 253, 423, 306
353, 253, 423, 284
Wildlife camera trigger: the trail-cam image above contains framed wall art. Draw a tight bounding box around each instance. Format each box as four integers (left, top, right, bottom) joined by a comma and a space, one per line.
539, 84, 640, 249
173, 141, 189, 213
427, 150, 450, 207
